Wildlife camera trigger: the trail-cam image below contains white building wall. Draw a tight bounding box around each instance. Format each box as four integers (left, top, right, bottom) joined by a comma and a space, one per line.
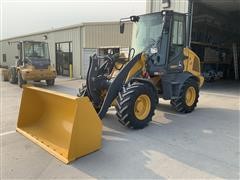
48, 28, 81, 77
146, 0, 189, 13
0, 40, 19, 67
84, 23, 132, 48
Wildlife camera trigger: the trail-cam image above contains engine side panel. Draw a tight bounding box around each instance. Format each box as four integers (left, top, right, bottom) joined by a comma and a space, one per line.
161, 72, 197, 100
183, 48, 204, 87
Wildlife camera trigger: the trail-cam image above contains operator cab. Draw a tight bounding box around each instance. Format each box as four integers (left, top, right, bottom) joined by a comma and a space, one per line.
120, 10, 187, 76
16, 41, 50, 69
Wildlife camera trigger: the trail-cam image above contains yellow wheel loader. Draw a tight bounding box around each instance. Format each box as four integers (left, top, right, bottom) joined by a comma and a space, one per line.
7, 41, 56, 87
16, 10, 204, 163
78, 10, 204, 129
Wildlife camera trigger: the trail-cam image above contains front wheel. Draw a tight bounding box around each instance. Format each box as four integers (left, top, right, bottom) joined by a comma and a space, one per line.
171, 78, 199, 113
116, 82, 157, 129
9, 67, 18, 84
46, 79, 55, 86
18, 71, 26, 88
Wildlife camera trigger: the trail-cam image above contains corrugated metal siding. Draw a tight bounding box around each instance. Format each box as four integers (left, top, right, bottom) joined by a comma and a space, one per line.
0, 40, 19, 67
146, 0, 189, 13
0, 22, 132, 78
48, 28, 81, 77
79, 26, 86, 77
84, 23, 132, 48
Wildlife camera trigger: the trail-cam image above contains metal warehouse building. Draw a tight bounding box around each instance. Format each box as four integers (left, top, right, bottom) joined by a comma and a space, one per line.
147, 0, 240, 81
0, 22, 132, 78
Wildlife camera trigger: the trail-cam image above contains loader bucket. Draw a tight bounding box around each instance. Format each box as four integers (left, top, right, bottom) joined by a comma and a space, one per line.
16, 86, 102, 164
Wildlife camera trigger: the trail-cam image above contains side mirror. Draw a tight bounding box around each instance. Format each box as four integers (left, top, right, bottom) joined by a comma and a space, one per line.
120, 22, 125, 34
130, 16, 139, 22
15, 56, 19, 59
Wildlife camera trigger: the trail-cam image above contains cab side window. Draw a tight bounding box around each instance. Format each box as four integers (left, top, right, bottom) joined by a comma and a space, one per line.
172, 19, 184, 45
168, 15, 186, 69
169, 15, 185, 62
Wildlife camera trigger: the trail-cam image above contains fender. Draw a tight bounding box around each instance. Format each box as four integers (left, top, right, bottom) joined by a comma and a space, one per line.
161, 72, 198, 100
129, 78, 159, 104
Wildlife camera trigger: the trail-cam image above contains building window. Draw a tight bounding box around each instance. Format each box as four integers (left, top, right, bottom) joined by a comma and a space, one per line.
2, 54, 6, 62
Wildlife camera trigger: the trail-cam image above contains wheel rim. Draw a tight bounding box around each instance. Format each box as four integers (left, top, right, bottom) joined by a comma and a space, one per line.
185, 86, 196, 106
134, 94, 151, 120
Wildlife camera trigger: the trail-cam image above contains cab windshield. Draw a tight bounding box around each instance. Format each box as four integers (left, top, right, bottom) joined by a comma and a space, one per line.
131, 12, 164, 55
24, 42, 49, 59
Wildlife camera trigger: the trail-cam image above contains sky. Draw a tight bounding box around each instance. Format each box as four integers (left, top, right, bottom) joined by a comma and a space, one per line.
1, 0, 146, 40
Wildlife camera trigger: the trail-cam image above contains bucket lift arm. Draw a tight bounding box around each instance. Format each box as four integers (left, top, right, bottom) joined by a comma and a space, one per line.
83, 53, 143, 119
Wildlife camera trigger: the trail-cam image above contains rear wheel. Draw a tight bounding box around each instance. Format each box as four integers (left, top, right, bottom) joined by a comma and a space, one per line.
116, 82, 157, 129
171, 78, 199, 113
18, 71, 26, 88
9, 67, 18, 84
46, 79, 55, 86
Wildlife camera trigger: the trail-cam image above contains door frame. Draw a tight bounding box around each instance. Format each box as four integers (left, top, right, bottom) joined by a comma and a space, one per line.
55, 41, 73, 76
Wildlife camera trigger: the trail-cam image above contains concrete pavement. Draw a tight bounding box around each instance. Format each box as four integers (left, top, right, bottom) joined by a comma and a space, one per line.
1, 77, 239, 179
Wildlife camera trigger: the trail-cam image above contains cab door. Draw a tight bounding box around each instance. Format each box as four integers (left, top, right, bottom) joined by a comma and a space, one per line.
167, 14, 186, 72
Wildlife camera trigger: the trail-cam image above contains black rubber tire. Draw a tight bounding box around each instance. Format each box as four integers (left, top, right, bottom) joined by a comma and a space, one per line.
78, 84, 88, 97
46, 79, 55, 86
9, 67, 18, 84
170, 78, 199, 113
116, 82, 157, 129
18, 71, 26, 88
